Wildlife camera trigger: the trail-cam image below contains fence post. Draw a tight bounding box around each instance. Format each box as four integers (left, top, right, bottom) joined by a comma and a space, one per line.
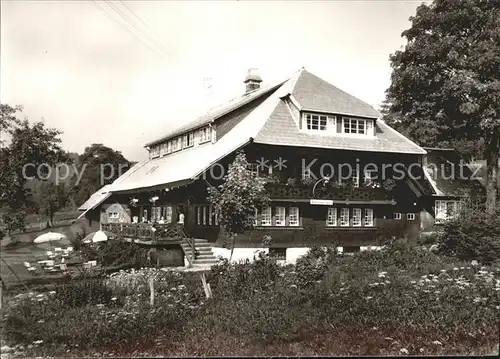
149, 276, 154, 306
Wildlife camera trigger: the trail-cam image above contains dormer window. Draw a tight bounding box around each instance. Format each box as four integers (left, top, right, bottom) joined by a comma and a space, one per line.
160, 143, 167, 156
172, 137, 181, 152
306, 114, 327, 131
150, 145, 160, 158
182, 133, 194, 148
342, 117, 374, 136
198, 126, 211, 144
302, 113, 335, 132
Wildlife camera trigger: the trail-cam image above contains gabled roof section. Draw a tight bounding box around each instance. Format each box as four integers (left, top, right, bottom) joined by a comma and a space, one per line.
144, 81, 285, 148
110, 71, 301, 193
292, 69, 381, 118
253, 102, 427, 154
423, 148, 485, 197
78, 184, 113, 211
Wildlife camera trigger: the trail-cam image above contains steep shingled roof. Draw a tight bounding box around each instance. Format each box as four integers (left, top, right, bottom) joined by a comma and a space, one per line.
423, 148, 485, 197
253, 101, 426, 154
291, 69, 381, 118
83, 68, 426, 204
144, 82, 285, 148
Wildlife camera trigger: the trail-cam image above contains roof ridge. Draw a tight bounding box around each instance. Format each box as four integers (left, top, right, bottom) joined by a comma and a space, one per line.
144, 80, 286, 148
293, 69, 381, 118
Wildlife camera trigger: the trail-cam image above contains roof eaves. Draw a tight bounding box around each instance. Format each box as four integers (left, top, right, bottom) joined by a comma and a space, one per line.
377, 120, 427, 155
191, 138, 253, 180
252, 139, 430, 155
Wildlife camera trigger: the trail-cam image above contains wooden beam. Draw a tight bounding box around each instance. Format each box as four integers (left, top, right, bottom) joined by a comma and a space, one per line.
270, 198, 397, 205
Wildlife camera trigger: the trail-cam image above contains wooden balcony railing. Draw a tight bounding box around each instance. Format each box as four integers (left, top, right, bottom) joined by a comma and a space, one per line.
102, 223, 182, 241
266, 182, 390, 201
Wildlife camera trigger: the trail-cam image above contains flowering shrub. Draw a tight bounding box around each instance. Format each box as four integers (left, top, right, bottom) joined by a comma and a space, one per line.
438, 207, 500, 264
1, 246, 499, 356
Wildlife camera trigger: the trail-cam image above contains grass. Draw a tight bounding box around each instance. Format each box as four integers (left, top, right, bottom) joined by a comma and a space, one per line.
1, 245, 499, 357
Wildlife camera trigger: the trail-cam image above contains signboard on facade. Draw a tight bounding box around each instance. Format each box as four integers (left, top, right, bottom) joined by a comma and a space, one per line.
310, 199, 334, 205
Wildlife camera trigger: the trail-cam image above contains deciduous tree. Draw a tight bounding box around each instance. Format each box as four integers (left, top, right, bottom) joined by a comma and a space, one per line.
75, 143, 132, 206
383, 0, 500, 212
0, 104, 66, 234
207, 151, 270, 261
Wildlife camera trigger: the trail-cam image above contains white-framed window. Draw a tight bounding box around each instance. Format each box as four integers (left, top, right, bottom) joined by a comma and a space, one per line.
202, 206, 207, 225
172, 137, 181, 152
364, 208, 374, 227
353, 169, 360, 188
198, 126, 211, 144
162, 206, 172, 224
340, 208, 349, 227
304, 113, 328, 131
269, 248, 286, 260
435, 200, 460, 224
326, 207, 337, 226
150, 145, 160, 158
108, 212, 119, 219
352, 208, 362, 227
196, 207, 201, 225
289, 207, 299, 226
153, 206, 162, 221
166, 141, 172, 154
160, 142, 167, 156
407, 213, 416, 220
248, 163, 259, 178
394, 213, 402, 220
342, 117, 372, 135
275, 207, 286, 226
261, 207, 272, 226
182, 133, 194, 148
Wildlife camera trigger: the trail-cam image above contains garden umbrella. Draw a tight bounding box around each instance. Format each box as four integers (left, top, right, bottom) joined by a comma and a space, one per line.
82, 230, 114, 244
33, 232, 67, 244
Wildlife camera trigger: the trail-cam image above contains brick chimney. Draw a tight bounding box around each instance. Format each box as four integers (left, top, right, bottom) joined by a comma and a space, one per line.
243, 68, 262, 93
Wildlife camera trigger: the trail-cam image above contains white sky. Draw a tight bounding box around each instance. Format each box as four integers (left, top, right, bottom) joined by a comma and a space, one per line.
1, 0, 430, 161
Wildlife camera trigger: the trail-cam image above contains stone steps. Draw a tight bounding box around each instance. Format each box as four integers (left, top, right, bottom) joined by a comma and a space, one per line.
180, 239, 218, 267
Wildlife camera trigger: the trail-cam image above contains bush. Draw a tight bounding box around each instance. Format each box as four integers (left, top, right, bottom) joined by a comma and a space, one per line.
55, 276, 125, 308
295, 246, 338, 288
80, 239, 150, 268
2, 245, 499, 356
438, 207, 500, 264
